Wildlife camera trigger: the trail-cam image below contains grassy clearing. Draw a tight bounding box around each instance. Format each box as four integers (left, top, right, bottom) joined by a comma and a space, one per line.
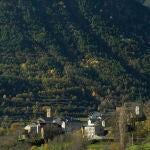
87, 143, 103, 150
127, 143, 150, 150
87, 141, 120, 150
31, 143, 72, 150
88, 142, 150, 150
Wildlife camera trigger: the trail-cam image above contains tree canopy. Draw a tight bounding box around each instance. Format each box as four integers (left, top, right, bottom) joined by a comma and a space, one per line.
0, 0, 149, 117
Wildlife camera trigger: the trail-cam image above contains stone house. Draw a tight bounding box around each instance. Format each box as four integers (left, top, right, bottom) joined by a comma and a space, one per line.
82, 117, 105, 139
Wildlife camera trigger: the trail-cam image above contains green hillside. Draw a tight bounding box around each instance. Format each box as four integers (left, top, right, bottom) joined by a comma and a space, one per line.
0, 0, 149, 118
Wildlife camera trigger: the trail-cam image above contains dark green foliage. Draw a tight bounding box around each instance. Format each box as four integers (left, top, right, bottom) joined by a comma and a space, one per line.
43, 123, 64, 142
0, 0, 149, 117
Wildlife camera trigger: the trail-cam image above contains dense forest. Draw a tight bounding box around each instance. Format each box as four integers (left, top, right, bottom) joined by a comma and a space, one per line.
0, 0, 149, 118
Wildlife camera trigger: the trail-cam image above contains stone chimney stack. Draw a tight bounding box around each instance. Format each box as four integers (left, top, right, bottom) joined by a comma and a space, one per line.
47, 107, 52, 118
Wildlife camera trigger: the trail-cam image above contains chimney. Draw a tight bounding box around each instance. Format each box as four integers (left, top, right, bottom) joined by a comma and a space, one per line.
47, 108, 52, 118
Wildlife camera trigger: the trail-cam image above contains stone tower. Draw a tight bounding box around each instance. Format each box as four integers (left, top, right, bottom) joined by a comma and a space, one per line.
47, 107, 52, 118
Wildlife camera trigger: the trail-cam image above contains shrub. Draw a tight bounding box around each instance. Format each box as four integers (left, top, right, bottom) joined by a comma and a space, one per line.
0, 127, 5, 136
10, 122, 21, 131
107, 142, 120, 150
30, 146, 39, 150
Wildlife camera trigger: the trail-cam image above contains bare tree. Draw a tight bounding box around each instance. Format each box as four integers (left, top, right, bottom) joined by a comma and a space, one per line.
119, 106, 127, 150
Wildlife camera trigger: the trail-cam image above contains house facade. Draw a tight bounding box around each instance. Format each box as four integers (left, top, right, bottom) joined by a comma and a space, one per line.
82, 116, 105, 139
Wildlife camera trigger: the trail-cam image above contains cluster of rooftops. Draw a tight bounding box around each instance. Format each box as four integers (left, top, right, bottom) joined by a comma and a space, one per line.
22, 111, 106, 140
21, 103, 144, 141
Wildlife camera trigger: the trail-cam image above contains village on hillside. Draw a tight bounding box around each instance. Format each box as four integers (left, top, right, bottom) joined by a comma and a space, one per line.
18, 102, 149, 146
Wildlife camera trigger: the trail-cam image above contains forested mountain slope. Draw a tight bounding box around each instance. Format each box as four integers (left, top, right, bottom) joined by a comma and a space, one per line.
0, 0, 149, 116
